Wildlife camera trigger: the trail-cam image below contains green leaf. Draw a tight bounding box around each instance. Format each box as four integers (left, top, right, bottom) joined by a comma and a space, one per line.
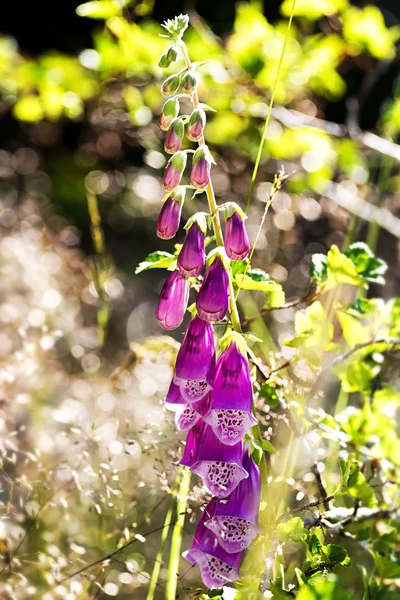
260, 439, 277, 453
258, 382, 281, 407
323, 544, 350, 566
326, 245, 363, 288
373, 554, 400, 579
234, 269, 285, 308
135, 251, 176, 274
307, 533, 323, 556
277, 517, 307, 543
309, 253, 328, 283
344, 242, 387, 284
336, 311, 371, 348
339, 457, 377, 507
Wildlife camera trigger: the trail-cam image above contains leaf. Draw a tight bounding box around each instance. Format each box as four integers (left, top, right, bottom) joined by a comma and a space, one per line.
344, 242, 387, 284
326, 245, 363, 288
135, 251, 176, 274
373, 554, 400, 579
336, 311, 371, 348
309, 253, 328, 284
277, 517, 307, 543
339, 457, 377, 507
323, 544, 350, 566
307, 533, 323, 556
261, 439, 277, 453
234, 269, 285, 308
258, 382, 281, 407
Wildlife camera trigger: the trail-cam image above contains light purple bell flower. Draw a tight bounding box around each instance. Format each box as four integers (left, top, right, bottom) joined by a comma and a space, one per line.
173, 316, 215, 402
190, 146, 210, 190
156, 196, 182, 240
155, 270, 189, 330
162, 151, 187, 192
224, 210, 251, 261
180, 421, 248, 498
187, 108, 206, 142
184, 505, 244, 589
204, 448, 261, 553
196, 255, 229, 322
164, 118, 184, 154
177, 221, 206, 277
204, 341, 256, 445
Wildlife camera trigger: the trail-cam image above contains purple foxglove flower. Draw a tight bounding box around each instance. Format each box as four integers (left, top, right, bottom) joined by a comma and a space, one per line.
187, 108, 206, 142
204, 341, 256, 445
160, 98, 180, 131
177, 221, 205, 277
173, 315, 215, 402
155, 270, 189, 330
164, 118, 184, 154
175, 396, 210, 431
190, 147, 210, 190
224, 210, 251, 261
180, 421, 248, 498
196, 255, 229, 322
162, 151, 187, 191
204, 448, 261, 553
156, 187, 185, 240
161, 74, 181, 97
184, 504, 244, 589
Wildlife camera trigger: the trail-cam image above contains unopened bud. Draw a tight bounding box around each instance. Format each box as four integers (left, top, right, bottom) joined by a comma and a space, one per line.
160, 98, 180, 131
181, 71, 198, 93
158, 45, 178, 68
162, 74, 181, 97
164, 118, 184, 154
187, 108, 206, 142
162, 151, 187, 191
190, 147, 210, 190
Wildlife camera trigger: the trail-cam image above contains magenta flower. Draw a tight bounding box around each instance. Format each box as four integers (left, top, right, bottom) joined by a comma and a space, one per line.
187, 108, 206, 142
190, 147, 210, 190
177, 220, 206, 277
204, 341, 256, 445
225, 209, 251, 261
164, 118, 184, 154
184, 504, 244, 588
173, 316, 215, 402
155, 270, 189, 330
204, 448, 261, 553
156, 187, 185, 240
162, 151, 187, 192
175, 396, 210, 431
196, 255, 229, 322
160, 98, 179, 131
180, 421, 248, 498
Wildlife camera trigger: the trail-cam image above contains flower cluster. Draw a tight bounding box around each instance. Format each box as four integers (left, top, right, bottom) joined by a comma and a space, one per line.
152, 16, 260, 589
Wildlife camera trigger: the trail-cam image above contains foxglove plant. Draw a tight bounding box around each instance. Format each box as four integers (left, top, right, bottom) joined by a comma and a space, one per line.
141, 13, 262, 591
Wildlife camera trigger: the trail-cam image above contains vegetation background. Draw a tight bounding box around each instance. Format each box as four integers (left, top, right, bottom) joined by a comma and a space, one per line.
0, 1, 400, 599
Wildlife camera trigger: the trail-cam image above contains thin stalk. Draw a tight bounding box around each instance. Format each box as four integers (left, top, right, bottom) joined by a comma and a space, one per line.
146, 473, 181, 600
245, 0, 297, 213
165, 467, 191, 600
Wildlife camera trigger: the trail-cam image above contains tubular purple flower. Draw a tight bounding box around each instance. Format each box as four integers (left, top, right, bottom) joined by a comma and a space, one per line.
177, 221, 206, 277
156, 187, 185, 240
196, 255, 229, 322
180, 421, 248, 498
184, 505, 244, 589
160, 98, 180, 131
190, 146, 210, 190
173, 315, 215, 402
175, 396, 210, 431
162, 151, 187, 191
204, 448, 261, 553
164, 118, 184, 154
155, 270, 189, 330
224, 209, 251, 261
204, 341, 256, 445
187, 108, 206, 142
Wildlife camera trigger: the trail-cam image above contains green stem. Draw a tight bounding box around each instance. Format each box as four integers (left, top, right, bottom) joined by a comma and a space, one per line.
244, 0, 297, 213
165, 467, 191, 600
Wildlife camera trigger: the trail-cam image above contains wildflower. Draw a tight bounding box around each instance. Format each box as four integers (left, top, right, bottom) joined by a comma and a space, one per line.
155, 270, 189, 330
175, 396, 210, 431
224, 204, 251, 261
187, 108, 206, 142
180, 421, 248, 498
156, 187, 185, 240
181, 71, 198, 93
204, 340, 256, 445
162, 151, 187, 191
196, 253, 229, 322
184, 503, 244, 588
177, 213, 206, 277
164, 118, 184, 154
160, 98, 180, 131
190, 146, 210, 190
173, 315, 215, 402
161, 74, 181, 96
204, 448, 261, 553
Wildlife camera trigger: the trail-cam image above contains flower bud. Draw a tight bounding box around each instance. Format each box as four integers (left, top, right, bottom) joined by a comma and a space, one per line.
156, 187, 185, 240
164, 118, 184, 154
181, 71, 198, 93
190, 146, 210, 190
162, 151, 187, 191
196, 254, 229, 322
187, 108, 206, 142
224, 205, 250, 260
158, 45, 178, 68
160, 98, 180, 131
177, 217, 206, 277
155, 270, 189, 330
161, 74, 181, 97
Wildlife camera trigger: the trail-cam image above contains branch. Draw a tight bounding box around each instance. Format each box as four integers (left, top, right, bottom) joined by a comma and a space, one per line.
323, 337, 400, 373
243, 290, 318, 326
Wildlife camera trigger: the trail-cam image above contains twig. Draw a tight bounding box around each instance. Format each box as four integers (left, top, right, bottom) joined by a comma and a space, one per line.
323, 337, 400, 373
276, 495, 336, 523
243, 291, 318, 326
